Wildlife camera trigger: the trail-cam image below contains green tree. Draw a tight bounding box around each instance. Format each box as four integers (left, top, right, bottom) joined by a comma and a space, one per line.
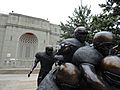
60, 5, 92, 40
90, 0, 120, 43
60, 0, 120, 43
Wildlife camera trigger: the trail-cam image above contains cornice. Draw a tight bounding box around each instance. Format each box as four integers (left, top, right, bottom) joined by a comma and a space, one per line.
6, 23, 50, 32
9, 13, 49, 23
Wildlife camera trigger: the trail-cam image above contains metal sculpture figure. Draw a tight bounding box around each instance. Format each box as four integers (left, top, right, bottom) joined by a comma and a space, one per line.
72, 31, 114, 90
57, 26, 89, 63
56, 31, 114, 90
37, 63, 81, 90
28, 45, 56, 87
37, 31, 119, 90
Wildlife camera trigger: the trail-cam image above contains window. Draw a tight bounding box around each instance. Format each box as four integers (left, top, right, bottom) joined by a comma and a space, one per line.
25, 46, 30, 58
18, 33, 38, 59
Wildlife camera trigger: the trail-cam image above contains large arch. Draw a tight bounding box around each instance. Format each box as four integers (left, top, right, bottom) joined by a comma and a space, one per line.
18, 32, 38, 59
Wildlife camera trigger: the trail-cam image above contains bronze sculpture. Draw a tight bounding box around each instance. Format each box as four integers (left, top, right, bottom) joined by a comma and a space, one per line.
37, 31, 120, 90
28, 45, 56, 87
56, 26, 89, 63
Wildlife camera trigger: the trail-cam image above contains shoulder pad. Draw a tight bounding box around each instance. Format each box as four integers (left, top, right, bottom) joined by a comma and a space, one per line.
72, 46, 103, 66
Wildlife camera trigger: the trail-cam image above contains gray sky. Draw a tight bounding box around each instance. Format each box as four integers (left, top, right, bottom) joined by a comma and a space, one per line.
0, 0, 106, 24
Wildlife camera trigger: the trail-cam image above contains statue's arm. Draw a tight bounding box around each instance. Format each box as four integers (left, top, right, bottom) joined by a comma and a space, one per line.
81, 63, 110, 90
28, 58, 39, 77
31, 58, 39, 71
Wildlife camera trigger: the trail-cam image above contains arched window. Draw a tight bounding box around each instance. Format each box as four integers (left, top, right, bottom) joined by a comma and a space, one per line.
18, 33, 38, 59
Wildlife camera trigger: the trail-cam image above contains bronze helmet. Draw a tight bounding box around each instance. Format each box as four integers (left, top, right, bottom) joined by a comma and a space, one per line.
93, 31, 113, 45
55, 63, 81, 88
74, 26, 88, 34
93, 31, 114, 56
45, 45, 53, 55
101, 56, 120, 75
74, 26, 88, 42
101, 56, 120, 87
46, 45, 53, 50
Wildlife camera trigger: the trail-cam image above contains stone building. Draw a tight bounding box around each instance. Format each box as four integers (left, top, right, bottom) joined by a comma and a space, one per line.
0, 13, 62, 68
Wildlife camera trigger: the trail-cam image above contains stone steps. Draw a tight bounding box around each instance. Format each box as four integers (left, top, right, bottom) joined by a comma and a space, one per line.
0, 68, 39, 74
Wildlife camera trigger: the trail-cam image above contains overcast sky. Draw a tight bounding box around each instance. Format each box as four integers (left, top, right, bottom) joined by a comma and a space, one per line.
0, 0, 106, 24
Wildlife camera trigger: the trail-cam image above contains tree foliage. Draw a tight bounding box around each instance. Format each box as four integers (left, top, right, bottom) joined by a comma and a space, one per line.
90, 0, 120, 43
60, 5, 92, 40
60, 0, 120, 43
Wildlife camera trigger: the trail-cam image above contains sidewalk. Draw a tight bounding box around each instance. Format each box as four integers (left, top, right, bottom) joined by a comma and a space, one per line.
0, 74, 37, 90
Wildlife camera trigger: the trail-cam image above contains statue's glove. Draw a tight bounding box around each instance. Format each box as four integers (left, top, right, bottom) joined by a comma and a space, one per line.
28, 70, 32, 77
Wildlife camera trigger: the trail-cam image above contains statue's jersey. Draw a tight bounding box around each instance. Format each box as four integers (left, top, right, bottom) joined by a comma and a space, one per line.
35, 52, 55, 74
72, 46, 104, 66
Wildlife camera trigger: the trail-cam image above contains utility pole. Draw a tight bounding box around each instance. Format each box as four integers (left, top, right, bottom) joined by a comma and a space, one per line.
80, 0, 82, 7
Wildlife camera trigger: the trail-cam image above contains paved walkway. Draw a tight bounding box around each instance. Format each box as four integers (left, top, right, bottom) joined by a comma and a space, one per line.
0, 74, 38, 90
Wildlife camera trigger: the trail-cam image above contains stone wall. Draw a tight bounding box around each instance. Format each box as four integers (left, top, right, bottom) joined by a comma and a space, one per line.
0, 13, 62, 68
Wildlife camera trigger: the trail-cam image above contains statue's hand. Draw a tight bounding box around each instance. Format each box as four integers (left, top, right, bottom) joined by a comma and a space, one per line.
28, 71, 32, 77
28, 73, 30, 77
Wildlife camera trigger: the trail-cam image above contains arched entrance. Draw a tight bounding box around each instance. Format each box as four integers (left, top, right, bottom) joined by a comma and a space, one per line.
18, 33, 38, 59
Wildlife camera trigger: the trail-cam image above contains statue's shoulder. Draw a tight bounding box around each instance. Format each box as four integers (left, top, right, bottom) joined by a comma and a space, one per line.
60, 38, 82, 47
73, 46, 103, 65
35, 52, 45, 58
